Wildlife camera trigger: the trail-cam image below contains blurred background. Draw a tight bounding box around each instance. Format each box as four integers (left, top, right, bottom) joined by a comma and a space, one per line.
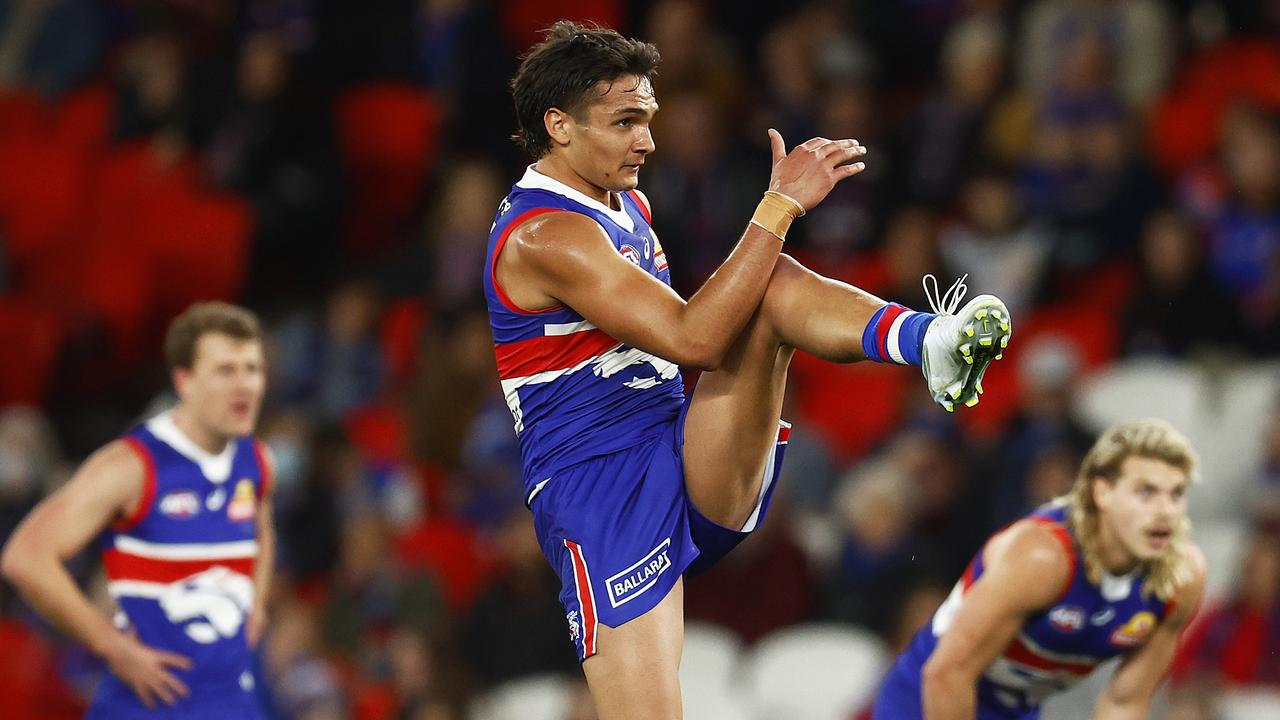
0, 0, 1279, 718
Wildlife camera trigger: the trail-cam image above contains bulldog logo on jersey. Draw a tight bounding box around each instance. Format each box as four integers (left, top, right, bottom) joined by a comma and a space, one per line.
226, 479, 257, 522
158, 491, 201, 519
1109, 611, 1157, 647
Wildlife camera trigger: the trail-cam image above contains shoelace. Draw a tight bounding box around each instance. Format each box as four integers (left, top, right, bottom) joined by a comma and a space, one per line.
922, 273, 969, 316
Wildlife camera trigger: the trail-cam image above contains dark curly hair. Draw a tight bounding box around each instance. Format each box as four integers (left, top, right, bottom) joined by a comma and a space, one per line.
510, 21, 661, 158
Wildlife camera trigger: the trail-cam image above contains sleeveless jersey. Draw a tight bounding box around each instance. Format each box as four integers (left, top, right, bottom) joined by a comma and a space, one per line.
91, 412, 269, 714
484, 166, 686, 499
895, 504, 1173, 715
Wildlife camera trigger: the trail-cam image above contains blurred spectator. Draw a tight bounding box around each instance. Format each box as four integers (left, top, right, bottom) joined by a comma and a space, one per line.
1171, 513, 1280, 687
684, 501, 816, 643
321, 513, 444, 659
0, 406, 68, 549
988, 336, 1092, 526
643, 0, 743, 110
797, 79, 884, 265
0, 0, 105, 96
642, 91, 761, 294
1017, 25, 1162, 268
891, 418, 990, 578
382, 158, 505, 312
273, 281, 387, 421
263, 599, 350, 719
275, 423, 347, 581
878, 206, 944, 310
1197, 104, 1280, 350
822, 458, 922, 633
205, 30, 343, 305
892, 16, 1007, 209
459, 510, 578, 688
1018, 0, 1174, 111
939, 166, 1052, 313
1121, 209, 1252, 358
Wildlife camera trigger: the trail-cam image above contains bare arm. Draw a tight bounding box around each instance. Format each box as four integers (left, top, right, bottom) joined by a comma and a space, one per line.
247, 444, 276, 647
1093, 546, 1207, 720
0, 441, 192, 707
1, 441, 145, 654
502, 131, 866, 370
922, 522, 1074, 720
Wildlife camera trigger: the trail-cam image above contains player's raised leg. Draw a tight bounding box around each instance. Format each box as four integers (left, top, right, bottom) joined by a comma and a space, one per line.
684, 256, 1011, 530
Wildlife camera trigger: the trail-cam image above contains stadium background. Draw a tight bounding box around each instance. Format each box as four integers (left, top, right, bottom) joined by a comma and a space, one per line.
1, 0, 1279, 718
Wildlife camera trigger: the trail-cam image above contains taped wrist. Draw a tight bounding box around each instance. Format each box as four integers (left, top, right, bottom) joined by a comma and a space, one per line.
749, 190, 805, 241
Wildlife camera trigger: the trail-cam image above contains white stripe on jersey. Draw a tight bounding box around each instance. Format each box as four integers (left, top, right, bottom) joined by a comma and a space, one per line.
115, 536, 259, 561
544, 320, 597, 336
1013, 631, 1106, 667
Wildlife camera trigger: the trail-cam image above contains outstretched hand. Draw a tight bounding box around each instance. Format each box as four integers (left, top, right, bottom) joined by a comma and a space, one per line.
767, 128, 866, 212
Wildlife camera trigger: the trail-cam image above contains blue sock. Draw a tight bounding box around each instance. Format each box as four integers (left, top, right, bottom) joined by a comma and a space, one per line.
860, 303, 936, 366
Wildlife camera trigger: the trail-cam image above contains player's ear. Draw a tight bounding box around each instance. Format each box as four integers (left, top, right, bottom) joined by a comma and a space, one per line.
545, 107, 574, 149
1091, 475, 1113, 510
172, 367, 192, 399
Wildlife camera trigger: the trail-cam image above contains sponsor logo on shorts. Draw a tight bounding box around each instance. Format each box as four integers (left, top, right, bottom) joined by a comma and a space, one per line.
606, 538, 672, 608
1048, 605, 1085, 633
158, 491, 201, 519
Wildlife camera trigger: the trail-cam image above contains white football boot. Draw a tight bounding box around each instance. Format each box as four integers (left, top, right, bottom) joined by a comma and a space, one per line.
920, 274, 1012, 412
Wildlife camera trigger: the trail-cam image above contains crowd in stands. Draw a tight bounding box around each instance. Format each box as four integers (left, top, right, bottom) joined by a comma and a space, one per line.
1, 0, 1279, 718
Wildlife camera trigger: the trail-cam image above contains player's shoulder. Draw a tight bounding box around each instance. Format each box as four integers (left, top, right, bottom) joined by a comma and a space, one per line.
86, 438, 150, 479
987, 519, 1076, 585
509, 208, 613, 265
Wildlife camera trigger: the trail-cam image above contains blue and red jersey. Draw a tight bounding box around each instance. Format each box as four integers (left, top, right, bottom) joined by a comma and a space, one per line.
483, 166, 686, 501
887, 504, 1173, 716
90, 412, 268, 716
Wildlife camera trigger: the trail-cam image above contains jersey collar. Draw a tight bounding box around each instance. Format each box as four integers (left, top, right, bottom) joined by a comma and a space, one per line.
516, 165, 636, 233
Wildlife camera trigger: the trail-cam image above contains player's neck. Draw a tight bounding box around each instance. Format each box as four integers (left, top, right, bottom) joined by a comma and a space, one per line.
170, 406, 231, 455
533, 157, 619, 209
1095, 519, 1141, 576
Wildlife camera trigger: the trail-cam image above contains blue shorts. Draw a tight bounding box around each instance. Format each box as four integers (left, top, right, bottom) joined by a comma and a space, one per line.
530, 400, 789, 660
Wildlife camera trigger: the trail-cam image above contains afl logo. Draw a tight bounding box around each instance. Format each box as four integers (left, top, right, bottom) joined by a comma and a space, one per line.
619, 245, 642, 266
159, 491, 201, 519
1048, 605, 1085, 633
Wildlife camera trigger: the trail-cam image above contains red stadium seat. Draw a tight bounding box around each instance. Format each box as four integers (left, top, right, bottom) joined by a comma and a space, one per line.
960, 301, 1120, 439
334, 84, 441, 256
381, 298, 431, 391
500, 0, 624, 53
0, 299, 63, 405
789, 354, 908, 463
0, 139, 91, 274
51, 85, 115, 154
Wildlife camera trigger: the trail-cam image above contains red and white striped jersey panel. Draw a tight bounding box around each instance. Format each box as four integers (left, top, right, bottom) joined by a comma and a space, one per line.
104, 535, 258, 597
494, 320, 623, 382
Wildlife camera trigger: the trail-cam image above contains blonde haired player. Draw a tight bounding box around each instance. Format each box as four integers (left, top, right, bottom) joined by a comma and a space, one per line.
874, 419, 1207, 719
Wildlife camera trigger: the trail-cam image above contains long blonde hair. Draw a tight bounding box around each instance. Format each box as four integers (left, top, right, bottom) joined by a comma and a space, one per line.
1064, 419, 1199, 600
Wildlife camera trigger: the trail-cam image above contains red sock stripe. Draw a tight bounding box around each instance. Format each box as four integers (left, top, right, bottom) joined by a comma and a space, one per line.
876, 304, 908, 364
565, 539, 598, 657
